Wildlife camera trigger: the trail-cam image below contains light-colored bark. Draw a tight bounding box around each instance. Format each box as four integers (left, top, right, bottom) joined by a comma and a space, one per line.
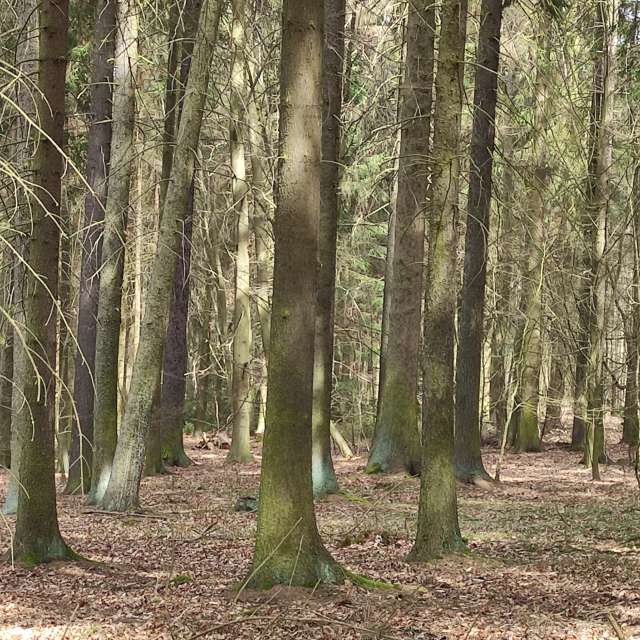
90, 0, 139, 504
99, 0, 224, 512
228, 0, 254, 464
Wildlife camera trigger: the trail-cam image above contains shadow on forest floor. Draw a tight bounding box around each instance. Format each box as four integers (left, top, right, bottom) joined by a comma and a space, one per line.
1, 424, 640, 639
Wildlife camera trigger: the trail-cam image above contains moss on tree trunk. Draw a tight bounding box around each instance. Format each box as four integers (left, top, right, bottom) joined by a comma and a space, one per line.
366, 0, 434, 476
11, 0, 76, 565
408, 0, 467, 562
246, 0, 343, 589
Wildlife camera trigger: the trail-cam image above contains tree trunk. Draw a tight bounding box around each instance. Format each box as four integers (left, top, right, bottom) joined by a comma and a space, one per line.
581, 0, 616, 479
89, 0, 139, 504
511, 13, 554, 454
623, 164, 640, 447
1, 0, 39, 517
0, 261, 13, 469
246, 0, 343, 589
99, 0, 224, 512
408, 0, 467, 561
366, 0, 435, 475
311, 0, 346, 498
65, 0, 116, 495
228, 0, 254, 464
12, 0, 76, 564
156, 0, 203, 468
160, 185, 195, 467
454, 0, 503, 483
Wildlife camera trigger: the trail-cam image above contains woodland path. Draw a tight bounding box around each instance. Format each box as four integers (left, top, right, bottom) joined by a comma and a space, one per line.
1, 426, 640, 640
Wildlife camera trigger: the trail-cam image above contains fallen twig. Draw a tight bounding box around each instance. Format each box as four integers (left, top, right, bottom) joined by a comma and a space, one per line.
189, 614, 407, 640
607, 612, 627, 640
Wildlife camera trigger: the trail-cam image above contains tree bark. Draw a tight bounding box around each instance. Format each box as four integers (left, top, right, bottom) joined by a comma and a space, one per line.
581, 0, 616, 479
623, 164, 640, 447
89, 0, 139, 504
408, 0, 467, 561
366, 0, 435, 475
65, 0, 116, 495
12, 0, 76, 564
228, 0, 254, 464
156, 0, 203, 469
99, 0, 224, 512
454, 0, 503, 482
246, 0, 344, 589
511, 11, 556, 454
311, 0, 347, 498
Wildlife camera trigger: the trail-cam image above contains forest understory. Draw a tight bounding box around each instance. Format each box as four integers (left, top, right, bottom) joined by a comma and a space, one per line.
2, 424, 639, 640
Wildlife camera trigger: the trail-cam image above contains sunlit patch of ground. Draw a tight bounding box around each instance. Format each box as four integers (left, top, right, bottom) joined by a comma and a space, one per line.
1, 424, 639, 639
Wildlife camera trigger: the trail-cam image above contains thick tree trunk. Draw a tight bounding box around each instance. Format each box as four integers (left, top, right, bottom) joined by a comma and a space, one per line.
311, 0, 346, 498
366, 0, 435, 475
65, 0, 116, 495
12, 0, 76, 564
454, 0, 503, 483
99, 0, 223, 512
228, 0, 254, 464
89, 0, 139, 504
408, 0, 467, 561
247, 0, 343, 589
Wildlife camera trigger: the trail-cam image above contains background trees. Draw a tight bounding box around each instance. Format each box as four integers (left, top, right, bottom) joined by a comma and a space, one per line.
1, 0, 640, 619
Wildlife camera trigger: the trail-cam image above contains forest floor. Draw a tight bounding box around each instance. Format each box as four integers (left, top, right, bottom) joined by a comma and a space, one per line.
1, 422, 640, 640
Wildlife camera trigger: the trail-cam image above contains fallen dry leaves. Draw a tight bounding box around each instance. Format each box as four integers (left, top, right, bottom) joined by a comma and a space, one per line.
1, 425, 639, 639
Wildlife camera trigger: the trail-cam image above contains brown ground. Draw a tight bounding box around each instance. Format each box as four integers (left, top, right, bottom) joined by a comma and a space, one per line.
1, 425, 640, 639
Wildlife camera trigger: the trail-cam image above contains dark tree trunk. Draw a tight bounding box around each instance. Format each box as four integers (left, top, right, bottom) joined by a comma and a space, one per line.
65, 0, 116, 495
151, 0, 203, 471
312, 0, 347, 498
454, 0, 503, 483
160, 185, 195, 467
366, 0, 435, 475
12, 0, 76, 564
246, 0, 343, 589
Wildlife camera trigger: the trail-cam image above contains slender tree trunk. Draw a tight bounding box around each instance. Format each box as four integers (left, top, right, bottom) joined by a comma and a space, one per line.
581, 0, 616, 479
156, 0, 203, 468
228, 0, 254, 464
247, 0, 343, 589
65, 0, 116, 495
0, 260, 13, 469
247, 50, 272, 439
89, 0, 139, 505
366, 0, 435, 475
160, 185, 195, 466
99, 0, 224, 512
454, 0, 503, 483
623, 164, 640, 447
408, 0, 467, 561
1, 0, 39, 517
511, 13, 553, 454
12, 0, 76, 564
311, 0, 346, 498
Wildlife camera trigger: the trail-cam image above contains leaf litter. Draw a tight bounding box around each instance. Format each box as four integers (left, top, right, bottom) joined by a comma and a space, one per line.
1, 427, 640, 639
